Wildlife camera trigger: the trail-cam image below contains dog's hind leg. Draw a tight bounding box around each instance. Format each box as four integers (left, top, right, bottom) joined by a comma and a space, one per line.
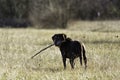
78, 45, 82, 66
79, 54, 82, 66
82, 45, 87, 69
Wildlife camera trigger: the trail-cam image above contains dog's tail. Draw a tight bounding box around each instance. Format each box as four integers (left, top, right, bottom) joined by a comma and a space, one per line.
82, 43, 87, 69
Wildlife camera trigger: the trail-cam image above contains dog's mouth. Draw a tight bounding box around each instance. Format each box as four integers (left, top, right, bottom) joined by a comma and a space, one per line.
54, 40, 62, 46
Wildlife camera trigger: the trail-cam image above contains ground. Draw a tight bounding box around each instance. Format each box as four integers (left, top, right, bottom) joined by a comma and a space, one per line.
0, 21, 120, 80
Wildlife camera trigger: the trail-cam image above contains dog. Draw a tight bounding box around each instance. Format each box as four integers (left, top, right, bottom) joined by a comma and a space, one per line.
52, 33, 87, 69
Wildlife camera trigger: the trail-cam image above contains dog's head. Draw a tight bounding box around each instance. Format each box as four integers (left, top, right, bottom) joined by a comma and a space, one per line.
52, 34, 66, 46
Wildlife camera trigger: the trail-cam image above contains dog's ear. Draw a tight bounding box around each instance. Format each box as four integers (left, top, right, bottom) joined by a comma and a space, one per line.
62, 34, 67, 40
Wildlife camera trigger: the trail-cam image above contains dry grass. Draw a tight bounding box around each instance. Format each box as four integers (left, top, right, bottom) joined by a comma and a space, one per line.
0, 21, 120, 80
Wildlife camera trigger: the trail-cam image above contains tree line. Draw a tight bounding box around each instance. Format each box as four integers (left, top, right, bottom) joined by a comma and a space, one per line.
0, 0, 120, 28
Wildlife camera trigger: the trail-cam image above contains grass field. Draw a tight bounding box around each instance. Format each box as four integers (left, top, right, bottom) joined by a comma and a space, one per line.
0, 21, 120, 80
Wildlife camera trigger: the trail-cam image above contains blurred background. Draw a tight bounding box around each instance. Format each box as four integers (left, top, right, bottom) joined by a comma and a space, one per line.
0, 0, 120, 28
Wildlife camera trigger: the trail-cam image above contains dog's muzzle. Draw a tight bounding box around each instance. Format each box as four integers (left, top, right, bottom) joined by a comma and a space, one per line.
53, 40, 62, 46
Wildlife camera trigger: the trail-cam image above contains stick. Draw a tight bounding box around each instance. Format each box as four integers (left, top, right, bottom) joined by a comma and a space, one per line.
31, 43, 54, 59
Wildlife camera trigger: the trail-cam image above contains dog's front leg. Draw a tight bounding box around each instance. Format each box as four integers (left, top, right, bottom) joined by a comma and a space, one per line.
62, 57, 66, 69
61, 50, 67, 69
70, 59, 74, 69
